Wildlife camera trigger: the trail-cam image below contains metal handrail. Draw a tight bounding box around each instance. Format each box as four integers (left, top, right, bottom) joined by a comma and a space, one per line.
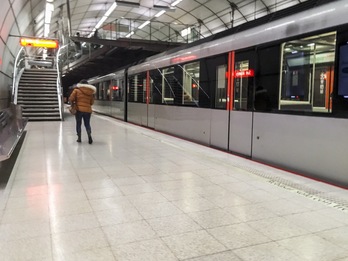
12, 47, 25, 104
56, 44, 69, 120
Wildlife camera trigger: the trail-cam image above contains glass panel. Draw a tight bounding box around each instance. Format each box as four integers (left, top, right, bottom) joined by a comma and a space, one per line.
111, 79, 123, 101
162, 67, 175, 104
150, 70, 163, 104
234, 60, 250, 110
128, 73, 146, 103
215, 64, 227, 109
279, 32, 336, 113
182, 62, 200, 106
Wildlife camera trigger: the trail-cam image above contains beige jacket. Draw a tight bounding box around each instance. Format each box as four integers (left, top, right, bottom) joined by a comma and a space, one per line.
69, 83, 96, 113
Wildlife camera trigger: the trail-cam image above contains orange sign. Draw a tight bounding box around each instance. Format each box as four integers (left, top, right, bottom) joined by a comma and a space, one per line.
20, 38, 59, 49
233, 69, 254, 78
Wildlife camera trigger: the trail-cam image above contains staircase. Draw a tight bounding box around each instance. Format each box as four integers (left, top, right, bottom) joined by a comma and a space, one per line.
17, 69, 61, 121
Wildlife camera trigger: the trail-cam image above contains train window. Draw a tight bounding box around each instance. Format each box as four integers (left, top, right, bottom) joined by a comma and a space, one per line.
255, 45, 281, 112
162, 67, 175, 104
234, 60, 253, 110
279, 31, 336, 113
182, 62, 200, 106
96, 81, 110, 101
111, 79, 123, 101
149, 69, 163, 104
215, 64, 227, 109
128, 73, 146, 103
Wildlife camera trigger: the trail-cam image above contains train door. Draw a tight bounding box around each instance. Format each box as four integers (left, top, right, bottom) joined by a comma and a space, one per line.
233, 52, 255, 111
228, 50, 255, 156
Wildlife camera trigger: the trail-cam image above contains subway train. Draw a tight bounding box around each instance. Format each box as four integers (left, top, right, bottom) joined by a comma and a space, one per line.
86, 0, 348, 187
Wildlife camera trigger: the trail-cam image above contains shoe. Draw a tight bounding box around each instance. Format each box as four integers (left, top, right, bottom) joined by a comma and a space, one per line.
77, 134, 81, 142
88, 135, 93, 144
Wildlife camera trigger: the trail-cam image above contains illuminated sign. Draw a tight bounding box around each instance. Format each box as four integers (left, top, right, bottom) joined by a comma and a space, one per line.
20, 38, 59, 49
112, 86, 119, 90
233, 69, 254, 78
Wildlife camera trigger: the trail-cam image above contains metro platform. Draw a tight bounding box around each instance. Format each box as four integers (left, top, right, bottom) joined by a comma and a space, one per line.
0, 111, 348, 261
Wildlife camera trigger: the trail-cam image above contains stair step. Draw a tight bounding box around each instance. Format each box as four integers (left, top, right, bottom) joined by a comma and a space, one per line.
18, 87, 57, 90
21, 102, 59, 106
18, 93, 57, 97
22, 73, 57, 78
18, 102, 59, 106
18, 69, 62, 121
22, 108, 59, 114
28, 117, 61, 121
18, 99, 58, 102
19, 82, 57, 85
18, 90, 57, 95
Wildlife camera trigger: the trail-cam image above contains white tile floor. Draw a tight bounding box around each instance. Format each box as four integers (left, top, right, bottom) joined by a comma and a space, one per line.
1, 112, 348, 261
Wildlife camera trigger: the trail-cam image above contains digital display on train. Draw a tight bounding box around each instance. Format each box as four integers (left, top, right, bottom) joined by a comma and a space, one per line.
338, 44, 348, 96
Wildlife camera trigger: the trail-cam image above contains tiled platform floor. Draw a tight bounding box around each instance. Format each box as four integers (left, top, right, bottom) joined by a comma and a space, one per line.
0, 112, 348, 261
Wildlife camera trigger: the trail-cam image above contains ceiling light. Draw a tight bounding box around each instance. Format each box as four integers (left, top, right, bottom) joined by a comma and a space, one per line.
171, 0, 182, 7
44, 24, 50, 37
125, 31, 134, 38
116, 1, 140, 8
155, 10, 166, 17
95, 16, 108, 29
105, 2, 117, 17
138, 20, 150, 29
153, 5, 176, 12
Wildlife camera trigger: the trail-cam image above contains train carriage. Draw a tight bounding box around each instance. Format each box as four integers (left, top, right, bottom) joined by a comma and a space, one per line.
88, 0, 348, 187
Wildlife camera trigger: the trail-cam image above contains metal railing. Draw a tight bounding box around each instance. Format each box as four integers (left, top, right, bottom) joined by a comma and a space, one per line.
76, 18, 201, 43
12, 46, 64, 121
56, 44, 70, 120
12, 47, 26, 104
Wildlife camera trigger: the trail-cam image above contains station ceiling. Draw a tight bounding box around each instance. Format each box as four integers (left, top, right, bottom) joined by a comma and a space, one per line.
1, 0, 312, 89
33, 0, 309, 40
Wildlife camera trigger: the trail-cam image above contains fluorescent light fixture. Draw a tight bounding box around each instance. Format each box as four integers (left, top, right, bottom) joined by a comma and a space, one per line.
44, 1, 54, 37
291, 51, 298, 54
89, 1, 117, 37
45, 2, 54, 23
153, 5, 175, 11
125, 31, 134, 38
105, 2, 117, 17
171, 0, 182, 7
44, 12, 52, 24
307, 43, 315, 46
44, 24, 50, 37
138, 20, 150, 29
155, 10, 166, 17
95, 16, 108, 29
181, 27, 191, 37
116, 1, 140, 8
46, 2, 54, 11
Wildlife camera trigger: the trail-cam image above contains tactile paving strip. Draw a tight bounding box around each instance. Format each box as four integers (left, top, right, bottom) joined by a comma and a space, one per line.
231, 162, 348, 213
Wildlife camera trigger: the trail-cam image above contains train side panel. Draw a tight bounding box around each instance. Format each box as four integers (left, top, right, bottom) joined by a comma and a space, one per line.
210, 110, 229, 150
148, 104, 155, 128
153, 106, 211, 145
252, 113, 348, 186
229, 111, 253, 157
128, 103, 147, 126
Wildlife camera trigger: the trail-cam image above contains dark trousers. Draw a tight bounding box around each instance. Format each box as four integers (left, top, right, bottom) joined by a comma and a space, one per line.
75, 111, 92, 135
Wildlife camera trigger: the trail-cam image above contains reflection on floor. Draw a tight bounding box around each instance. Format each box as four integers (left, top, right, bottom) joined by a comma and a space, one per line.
0, 112, 348, 261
